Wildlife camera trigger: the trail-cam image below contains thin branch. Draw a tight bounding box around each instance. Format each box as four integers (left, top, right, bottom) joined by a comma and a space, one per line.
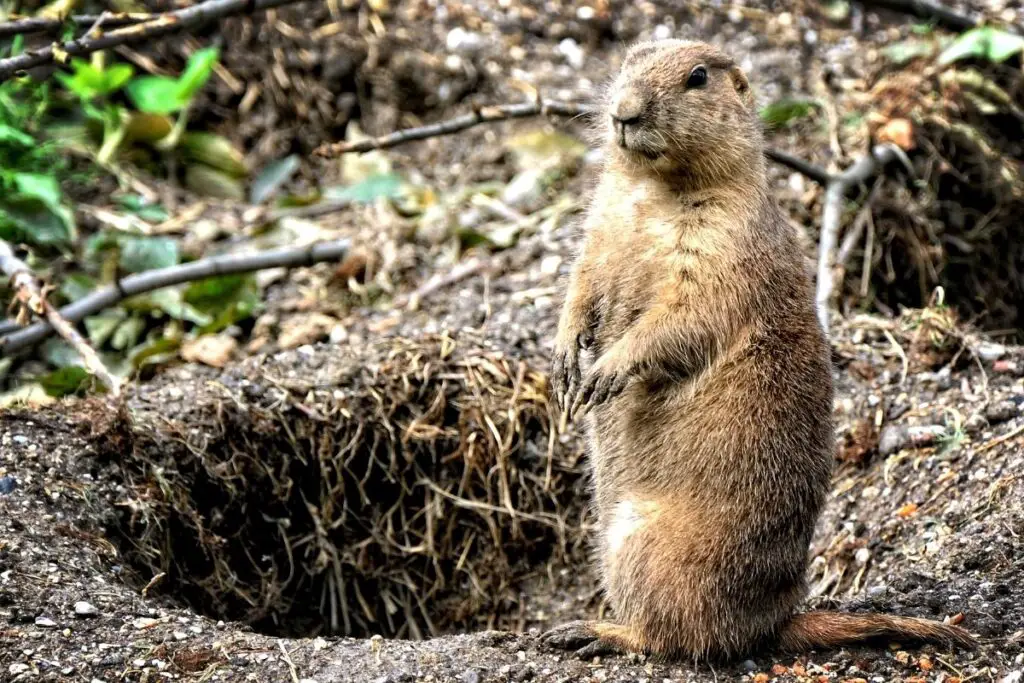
0, 11, 155, 39
0, 0, 307, 82
397, 257, 488, 312
313, 97, 839, 190
765, 148, 833, 186
856, 0, 982, 34
815, 144, 904, 332
0, 239, 349, 354
314, 99, 598, 157
312, 96, 919, 335
0, 240, 121, 394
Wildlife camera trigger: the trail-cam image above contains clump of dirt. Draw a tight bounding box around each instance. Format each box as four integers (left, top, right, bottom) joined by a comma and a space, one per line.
88, 332, 588, 639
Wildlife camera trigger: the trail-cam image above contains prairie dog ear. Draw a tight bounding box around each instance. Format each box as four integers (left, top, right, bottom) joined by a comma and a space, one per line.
728, 65, 754, 107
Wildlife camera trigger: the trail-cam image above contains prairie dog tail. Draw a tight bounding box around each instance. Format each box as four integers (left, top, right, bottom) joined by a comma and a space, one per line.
777, 611, 977, 652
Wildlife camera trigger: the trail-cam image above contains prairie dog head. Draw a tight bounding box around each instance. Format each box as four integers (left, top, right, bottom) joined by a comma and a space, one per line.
603, 40, 762, 183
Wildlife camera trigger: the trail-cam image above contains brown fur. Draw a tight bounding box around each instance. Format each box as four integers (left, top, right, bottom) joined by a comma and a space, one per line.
545, 40, 976, 661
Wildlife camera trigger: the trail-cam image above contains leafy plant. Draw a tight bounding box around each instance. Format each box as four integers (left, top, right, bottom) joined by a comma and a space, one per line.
759, 98, 820, 130
57, 56, 135, 163
125, 46, 219, 150
0, 73, 77, 247
126, 47, 219, 116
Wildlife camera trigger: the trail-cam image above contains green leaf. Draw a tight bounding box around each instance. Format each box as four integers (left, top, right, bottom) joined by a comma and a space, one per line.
185, 274, 261, 332
39, 366, 91, 397
324, 173, 404, 204
134, 288, 212, 326
938, 26, 1024, 66
117, 195, 169, 222
759, 99, 820, 129
882, 39, 938, 65
129, 333, 181, 369
118, 235, 179, 272
0, 197, 75, 246
183, 164, 246, 201
111, 316, 145, 350
12, 172, 61, 208
60, 273, 96, 302
125, 76, 187, 115
250, 154, 300, 204
0, 124, 34, 147
56, 59, 104, 99
179, 132, 247, 176
176, 47, 219, 101
41, 338, 81, 368
84, 231, 179, 273
85, 310, 127, 347
104, 64, 135, 93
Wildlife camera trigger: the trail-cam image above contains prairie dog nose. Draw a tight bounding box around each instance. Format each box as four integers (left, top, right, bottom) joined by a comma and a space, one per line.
610, 89, 644, 126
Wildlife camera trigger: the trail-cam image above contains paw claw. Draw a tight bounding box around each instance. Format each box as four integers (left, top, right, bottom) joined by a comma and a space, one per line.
540, 621, 598, 652
576, 639, 624, 659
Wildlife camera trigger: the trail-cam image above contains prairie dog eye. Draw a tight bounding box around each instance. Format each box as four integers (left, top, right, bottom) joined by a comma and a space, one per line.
687, 66, 708, 88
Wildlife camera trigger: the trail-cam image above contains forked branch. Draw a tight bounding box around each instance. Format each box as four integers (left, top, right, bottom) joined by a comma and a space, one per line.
0, 240, 350, 354
0, 239, 121, 394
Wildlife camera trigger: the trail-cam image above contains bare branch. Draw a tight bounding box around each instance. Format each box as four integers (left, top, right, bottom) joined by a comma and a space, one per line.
0, 240, 121, 394
0, 0, 307, 82
765, 148, 833, 186
0, 239, 350, 354
815, 144, 905, 332
312, 97, 840, 191
314, 100, 598, 157
0, 12, 158, 39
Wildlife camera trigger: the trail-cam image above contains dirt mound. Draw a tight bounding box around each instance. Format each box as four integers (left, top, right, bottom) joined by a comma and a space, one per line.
844, 49, 1024, 333
88, 332, 588, 639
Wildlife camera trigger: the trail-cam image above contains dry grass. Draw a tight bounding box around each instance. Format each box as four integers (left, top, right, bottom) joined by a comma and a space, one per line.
88, 332, 589, 638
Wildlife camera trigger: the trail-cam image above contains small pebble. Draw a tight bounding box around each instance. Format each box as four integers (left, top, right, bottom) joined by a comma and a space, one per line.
0, 476, 16, 495
461, 670, 481, 683
74, 601, 98, 618
34, 617, 57, 628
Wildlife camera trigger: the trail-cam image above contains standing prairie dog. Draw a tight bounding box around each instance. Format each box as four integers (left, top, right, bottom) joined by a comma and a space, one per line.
544, 40, 975, 661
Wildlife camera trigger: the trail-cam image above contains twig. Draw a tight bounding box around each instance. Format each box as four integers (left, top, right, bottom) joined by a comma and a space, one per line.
975, 423, 1024, 454
856, 0, 982, 34
0, 239, 121, 394
313, 96, 839, 189
815, 144, 904, 332
314, 99, 598, 157
397, 257, 488, 312
0, 0, 308, 82
765, 148, 832, 186
0, 12, 158, 39
0, 240, 349, 354
277, 642, 300, 683
836, 177, 884, 269
311, 97, 916, 334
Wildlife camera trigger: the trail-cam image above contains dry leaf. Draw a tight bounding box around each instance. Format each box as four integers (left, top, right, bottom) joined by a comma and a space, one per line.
877, 117, 916, 151
277, 313, 340, 349
897, 502, 919, 518
181, 334, 239, 368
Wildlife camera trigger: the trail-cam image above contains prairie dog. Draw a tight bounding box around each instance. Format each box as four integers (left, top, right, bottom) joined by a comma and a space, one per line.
544, 40, 975, 660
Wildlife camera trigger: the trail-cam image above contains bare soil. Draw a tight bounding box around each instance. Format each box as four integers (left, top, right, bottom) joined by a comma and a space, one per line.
3, 0, 1024, 681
